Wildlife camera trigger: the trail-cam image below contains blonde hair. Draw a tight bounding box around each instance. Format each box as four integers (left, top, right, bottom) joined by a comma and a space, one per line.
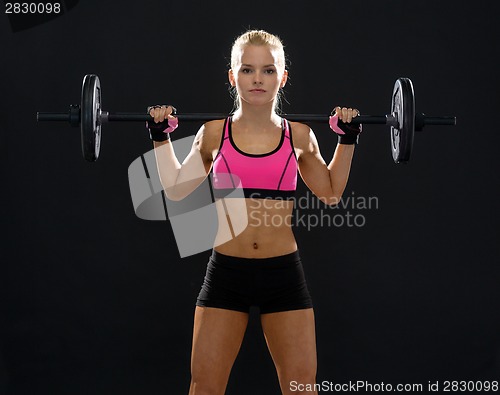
230, 30, 286, 69
229, 30, 287, 113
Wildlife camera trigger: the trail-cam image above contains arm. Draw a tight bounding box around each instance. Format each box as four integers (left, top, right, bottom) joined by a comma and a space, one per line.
148, 106, 221, 200
153, 128, 212, 201
293, 106, 360, 206
294, 124, 354, 206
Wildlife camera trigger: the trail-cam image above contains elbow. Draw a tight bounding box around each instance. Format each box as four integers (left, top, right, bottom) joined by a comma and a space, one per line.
158, 174, 187, 201
164, 193, 183, 202
161, 176, 207, 201
164, 188, 187, 202
163, 185, 185, 201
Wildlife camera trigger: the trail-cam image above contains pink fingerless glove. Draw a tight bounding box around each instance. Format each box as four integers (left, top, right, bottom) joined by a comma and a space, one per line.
329, 114, 362, 145
146, 105, 178, 142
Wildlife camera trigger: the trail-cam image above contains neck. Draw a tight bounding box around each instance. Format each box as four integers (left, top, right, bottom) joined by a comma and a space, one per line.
232, 101, 281, 127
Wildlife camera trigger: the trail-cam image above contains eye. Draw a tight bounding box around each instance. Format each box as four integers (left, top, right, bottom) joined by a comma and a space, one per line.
241, 68, 252, 74
265, 69, 276, 74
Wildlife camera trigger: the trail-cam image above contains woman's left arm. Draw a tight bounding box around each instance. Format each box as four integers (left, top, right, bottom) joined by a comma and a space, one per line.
293, 108, 359, 206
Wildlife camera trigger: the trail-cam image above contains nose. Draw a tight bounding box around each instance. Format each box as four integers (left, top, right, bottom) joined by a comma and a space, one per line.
253, 71, 263, 85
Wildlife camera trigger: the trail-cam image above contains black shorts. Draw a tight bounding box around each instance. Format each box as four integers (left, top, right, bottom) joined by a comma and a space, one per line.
196, 250, 313, 314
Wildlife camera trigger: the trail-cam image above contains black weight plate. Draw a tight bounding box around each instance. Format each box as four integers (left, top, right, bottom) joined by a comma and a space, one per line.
81, 74, 101, 162
390, 78, 415, 163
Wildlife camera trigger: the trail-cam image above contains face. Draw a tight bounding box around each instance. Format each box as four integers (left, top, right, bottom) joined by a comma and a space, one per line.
229, 44, 288, 108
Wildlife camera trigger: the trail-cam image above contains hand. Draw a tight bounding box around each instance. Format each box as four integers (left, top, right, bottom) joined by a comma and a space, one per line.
329, 106, 362, 145
146, 105, 178, 142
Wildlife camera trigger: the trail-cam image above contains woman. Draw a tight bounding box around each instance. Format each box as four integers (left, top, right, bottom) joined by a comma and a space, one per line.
148, 30, 360, 395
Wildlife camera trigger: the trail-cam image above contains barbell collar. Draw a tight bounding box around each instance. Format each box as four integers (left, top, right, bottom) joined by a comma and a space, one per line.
100, 111, 109, 123
386, 114, 399, 128
69, 104, 80, 127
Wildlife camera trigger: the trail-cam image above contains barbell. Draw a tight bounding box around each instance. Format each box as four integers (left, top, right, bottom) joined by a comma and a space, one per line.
36, 74, 456, 163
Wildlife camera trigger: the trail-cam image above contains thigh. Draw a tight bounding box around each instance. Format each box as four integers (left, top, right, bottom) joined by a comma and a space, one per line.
190, 306, 249, 384
261, 309, 317, 388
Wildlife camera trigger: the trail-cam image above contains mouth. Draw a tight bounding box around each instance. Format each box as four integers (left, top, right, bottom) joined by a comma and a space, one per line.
249, 89, 266, 92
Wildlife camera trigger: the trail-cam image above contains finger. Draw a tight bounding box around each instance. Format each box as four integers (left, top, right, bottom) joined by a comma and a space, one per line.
161, 106, 170, 122
346, 108, 354, 123
332, 106, 341, 117
166, 107, 176, 120
341, 107, 348, 122
347, 107, 358, 123
154, 108, 163, 123
159, 106, 168, 122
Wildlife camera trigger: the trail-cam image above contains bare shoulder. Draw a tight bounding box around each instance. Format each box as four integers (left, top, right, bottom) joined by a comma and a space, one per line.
193, 119, 225, 160
193, 119, 224, 148
289, 121, 315, 152
202, 119, 225, 136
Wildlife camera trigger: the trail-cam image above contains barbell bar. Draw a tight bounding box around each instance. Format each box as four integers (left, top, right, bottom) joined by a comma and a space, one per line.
36, 74, 456, 163
37, 111, 455, 125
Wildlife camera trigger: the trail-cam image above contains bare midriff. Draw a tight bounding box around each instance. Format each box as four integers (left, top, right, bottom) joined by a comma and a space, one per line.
214, 197, 297, 258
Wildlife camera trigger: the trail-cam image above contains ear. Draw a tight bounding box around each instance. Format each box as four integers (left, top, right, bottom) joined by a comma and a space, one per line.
228, 69, 236, 87
280, 69, 288, 88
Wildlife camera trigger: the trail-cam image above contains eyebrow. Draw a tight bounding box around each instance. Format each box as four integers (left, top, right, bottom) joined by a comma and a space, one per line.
241, 64, 277, 68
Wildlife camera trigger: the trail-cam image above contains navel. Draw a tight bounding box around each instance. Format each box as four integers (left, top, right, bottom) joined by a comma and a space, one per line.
253, 242, 258, 249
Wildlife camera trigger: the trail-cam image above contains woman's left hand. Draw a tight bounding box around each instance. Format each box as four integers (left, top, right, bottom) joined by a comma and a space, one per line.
329, 106, 362, 145
332, 106, 359, 123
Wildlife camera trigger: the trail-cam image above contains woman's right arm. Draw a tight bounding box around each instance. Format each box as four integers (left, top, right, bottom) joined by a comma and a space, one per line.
148, 106, 221, 200
152, 127, 213, 201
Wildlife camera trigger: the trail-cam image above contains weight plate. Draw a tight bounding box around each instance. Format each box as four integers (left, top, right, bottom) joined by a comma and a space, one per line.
81, 74, 101, 162
390, 78, 415, 163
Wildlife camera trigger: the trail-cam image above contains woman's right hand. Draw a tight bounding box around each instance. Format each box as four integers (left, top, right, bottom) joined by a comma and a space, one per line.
146, 105, 178, 141
148, 104, 176, 123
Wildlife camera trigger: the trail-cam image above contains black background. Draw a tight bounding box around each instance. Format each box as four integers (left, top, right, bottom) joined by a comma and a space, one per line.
1, 0, 499, 394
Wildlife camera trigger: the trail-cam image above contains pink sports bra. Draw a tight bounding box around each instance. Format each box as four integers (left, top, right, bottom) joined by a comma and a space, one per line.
212, 116, 298, 200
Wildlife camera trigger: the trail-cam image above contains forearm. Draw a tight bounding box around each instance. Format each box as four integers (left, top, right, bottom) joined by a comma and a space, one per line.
327, 144, 355, 202
153, 140, 182, 199
153, 138, 209, 201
